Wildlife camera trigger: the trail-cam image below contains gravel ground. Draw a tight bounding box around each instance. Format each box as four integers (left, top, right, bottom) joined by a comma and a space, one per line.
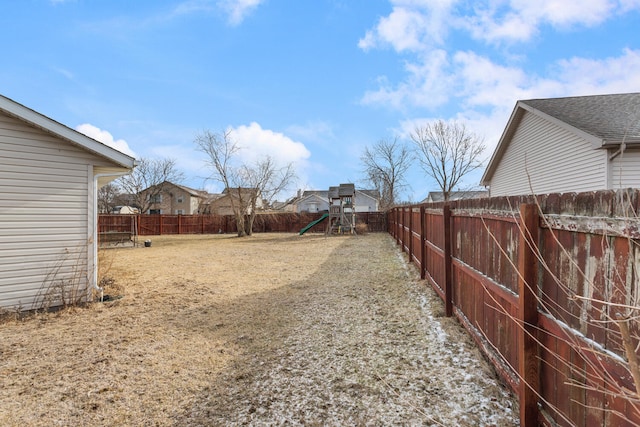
0, 233, 518, 426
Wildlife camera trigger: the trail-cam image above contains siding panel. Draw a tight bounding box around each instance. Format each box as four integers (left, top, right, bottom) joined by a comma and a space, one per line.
490, 112, 607, 196
610, 148, 640, 188
0, 111, 92, 309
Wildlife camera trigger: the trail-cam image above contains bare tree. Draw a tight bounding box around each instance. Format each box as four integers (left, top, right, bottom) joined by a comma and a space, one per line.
360, 137, 412, 210
116, 157, 184, 214
195, 129, 296, 237
97, 182, 121, 213
411, 120, 485, 201
195, 130, 247, 236
241, 156, 296, 235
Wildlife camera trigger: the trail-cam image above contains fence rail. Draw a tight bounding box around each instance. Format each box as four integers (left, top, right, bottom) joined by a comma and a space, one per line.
98, 211, 387, 237
389, 189, 640, 427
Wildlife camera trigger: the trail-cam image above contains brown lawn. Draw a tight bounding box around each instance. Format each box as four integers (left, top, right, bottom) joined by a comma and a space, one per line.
0, 233, 518, 426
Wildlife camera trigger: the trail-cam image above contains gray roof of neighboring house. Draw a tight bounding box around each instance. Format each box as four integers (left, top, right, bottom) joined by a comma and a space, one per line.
302, 190, 329, 198
172, 183, 207, 198
358, 189, 380, 199
521, 93, 640, 145
423, 190, 488, 203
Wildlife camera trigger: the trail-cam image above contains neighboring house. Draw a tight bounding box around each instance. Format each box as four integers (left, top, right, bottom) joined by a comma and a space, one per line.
422, 190, 489, 203
294, 190, 330, 213
111, 206, 139, 214
141, 181, 208, 215
0, 94, 136, 310
354, 189, 380, 212
481, 93, 640, 197
290, 188, 380, 213
204, 187, 263, 216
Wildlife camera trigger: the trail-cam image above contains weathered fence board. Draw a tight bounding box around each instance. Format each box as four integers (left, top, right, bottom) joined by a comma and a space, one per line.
99, 212, 387, 236
389, 189, 640, 427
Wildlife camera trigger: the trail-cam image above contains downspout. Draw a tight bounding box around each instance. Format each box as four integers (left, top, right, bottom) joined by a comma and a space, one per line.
609, 141, 627, 161
92, 171, 130, 301
608, 139, 627, 190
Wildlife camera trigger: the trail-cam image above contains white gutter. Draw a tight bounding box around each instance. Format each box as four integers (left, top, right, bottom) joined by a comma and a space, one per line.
91, 171, 131, 301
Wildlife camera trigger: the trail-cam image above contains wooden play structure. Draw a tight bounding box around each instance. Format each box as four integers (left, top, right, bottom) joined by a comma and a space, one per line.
327, 184, 356, 235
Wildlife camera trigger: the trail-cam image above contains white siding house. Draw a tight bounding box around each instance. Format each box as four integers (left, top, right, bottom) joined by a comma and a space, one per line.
295, 191, 330, 213
481, 93, 640, 197
353, 189, 380, 212
292, 189, 380, 213
0, 95, 136, 310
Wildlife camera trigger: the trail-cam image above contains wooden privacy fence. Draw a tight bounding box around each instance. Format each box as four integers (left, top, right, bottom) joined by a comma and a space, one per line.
98, 211, 387, 236
389, 189, 640, 427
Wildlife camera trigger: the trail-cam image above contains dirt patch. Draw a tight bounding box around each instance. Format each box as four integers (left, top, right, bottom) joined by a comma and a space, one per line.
0, 233, 518, 426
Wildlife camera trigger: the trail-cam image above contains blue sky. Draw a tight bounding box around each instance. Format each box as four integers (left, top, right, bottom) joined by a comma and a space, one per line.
1, 0, 640, 202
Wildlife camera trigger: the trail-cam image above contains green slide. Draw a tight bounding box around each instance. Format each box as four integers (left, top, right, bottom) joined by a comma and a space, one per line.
299, 213, 329, 235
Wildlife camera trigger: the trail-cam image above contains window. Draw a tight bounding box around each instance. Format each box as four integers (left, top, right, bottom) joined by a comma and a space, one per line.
177, 194, 184, 203
149, 194, 162, 203
176, 209, 184, 215
149, 209, 162, 214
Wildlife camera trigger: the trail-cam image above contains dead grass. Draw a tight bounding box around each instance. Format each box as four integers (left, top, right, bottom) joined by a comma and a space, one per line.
0, 233, 518, 426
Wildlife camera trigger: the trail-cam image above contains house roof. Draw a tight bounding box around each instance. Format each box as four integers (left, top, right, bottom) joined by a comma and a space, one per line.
298, 193, 328, 205
358, 189, 379, 200
422, 190, 489, 203
0, 94, 136, 169
481, 92, 640, 186
172, 182, 207, 198
522, 93, 640, 145
302, 190, 329, 199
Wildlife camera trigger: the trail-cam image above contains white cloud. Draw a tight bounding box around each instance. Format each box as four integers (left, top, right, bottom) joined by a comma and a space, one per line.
453, 51, 537, 108
359, 0, 640, 111
285, 120, 335, 146
228, 122, 311, 184
171, 0, 216, 17
360, 0, 639, 50
553, 48, 640, 95
231, 122, 310, 163
620, 0, 640, 11
361, 49, 452, 110
76, 123, 137, 158
358, 1, 454, 52
217, 0, 265, 26
464, 0, 616, 44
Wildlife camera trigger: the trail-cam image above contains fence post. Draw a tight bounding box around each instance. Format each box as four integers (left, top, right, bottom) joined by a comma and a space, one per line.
393, 206, 400, 245
517, 203, 540, 426
420, 205, 426, 280
443, 204, 453, 317
409, 206, 414, 260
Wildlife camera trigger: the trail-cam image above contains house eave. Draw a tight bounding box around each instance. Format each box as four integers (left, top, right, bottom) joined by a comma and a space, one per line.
480, 103, 525, 186
0, 94, 136, 170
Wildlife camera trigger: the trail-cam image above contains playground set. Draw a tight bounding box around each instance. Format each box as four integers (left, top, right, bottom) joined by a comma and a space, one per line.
299, 183, 356, 235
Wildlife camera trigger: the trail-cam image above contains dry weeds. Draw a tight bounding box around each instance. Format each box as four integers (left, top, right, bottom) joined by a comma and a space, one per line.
0, 233, 518, 426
